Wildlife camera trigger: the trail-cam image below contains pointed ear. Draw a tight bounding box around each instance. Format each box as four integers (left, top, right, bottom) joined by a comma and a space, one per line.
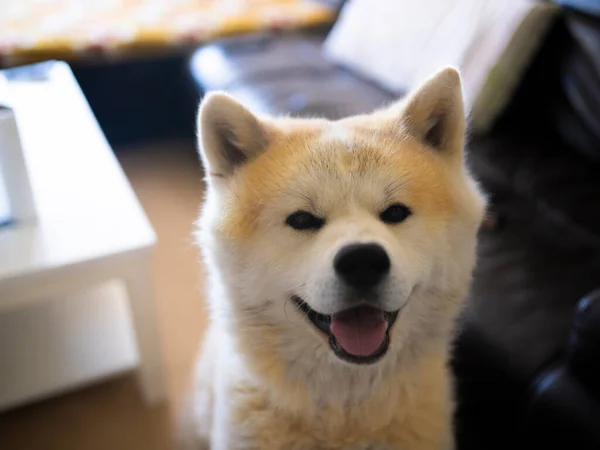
197, 92, 270, 178
398, 67, 465, 153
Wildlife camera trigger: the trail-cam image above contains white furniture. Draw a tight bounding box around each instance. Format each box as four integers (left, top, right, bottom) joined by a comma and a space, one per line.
0, 62, 165, 405
0, 99, 37, 224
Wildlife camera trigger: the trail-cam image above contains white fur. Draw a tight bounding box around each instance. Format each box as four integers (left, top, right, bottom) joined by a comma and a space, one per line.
319, 122, 354, 150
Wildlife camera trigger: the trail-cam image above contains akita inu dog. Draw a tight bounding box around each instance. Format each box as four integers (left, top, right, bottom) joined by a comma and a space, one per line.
182, 67, 485, 450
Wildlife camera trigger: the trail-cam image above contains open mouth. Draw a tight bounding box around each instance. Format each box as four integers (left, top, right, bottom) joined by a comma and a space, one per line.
292, 296, 399, 365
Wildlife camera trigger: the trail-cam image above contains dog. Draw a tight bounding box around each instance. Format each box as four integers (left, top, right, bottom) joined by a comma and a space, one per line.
181, 67, 486, 450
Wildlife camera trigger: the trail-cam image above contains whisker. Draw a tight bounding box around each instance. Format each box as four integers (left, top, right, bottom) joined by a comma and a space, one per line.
283, 296, 293, 325
284, 295, 311, 327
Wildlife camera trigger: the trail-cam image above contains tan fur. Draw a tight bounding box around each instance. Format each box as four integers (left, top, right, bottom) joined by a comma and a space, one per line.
231, 349, 452, 450
220, 127, 457, 242
185, 67, 486, 450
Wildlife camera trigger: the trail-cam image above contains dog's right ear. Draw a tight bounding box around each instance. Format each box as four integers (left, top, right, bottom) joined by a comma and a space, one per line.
197, 92, 270, 179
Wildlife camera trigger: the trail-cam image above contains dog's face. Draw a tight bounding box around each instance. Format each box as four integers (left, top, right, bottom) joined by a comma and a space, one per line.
197, 68, 485, 378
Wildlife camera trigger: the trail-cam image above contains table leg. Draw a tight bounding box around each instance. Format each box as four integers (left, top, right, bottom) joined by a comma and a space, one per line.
125, 257, 166, 405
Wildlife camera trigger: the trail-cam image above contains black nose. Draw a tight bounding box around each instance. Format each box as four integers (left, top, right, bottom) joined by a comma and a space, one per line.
334, 243, 391, 291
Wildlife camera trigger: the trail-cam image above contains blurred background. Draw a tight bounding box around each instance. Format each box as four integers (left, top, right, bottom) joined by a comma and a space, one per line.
1, 1, 600, 449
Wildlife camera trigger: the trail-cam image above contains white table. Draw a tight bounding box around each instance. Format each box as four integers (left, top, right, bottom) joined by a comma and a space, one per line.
0, 62, 165, 404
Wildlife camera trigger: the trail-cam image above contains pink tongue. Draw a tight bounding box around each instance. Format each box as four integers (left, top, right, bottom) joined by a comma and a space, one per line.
330, 306, 388, 357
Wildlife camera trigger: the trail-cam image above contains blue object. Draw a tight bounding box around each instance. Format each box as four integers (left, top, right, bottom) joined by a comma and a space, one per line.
554, 0, 600, 16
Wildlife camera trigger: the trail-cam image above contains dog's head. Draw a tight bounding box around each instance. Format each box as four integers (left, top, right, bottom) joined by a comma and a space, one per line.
196, 68, 485, 385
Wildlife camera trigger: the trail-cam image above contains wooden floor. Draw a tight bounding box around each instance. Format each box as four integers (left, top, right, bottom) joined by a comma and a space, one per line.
1, 141, 208, 450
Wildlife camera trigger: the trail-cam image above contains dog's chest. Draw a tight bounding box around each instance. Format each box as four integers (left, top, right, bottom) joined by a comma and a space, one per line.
229, 411, 404, 450
227, 388, 450, 450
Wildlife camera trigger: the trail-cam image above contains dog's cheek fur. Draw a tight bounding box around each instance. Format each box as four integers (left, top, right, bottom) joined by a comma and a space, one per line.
198, 187, 329, 403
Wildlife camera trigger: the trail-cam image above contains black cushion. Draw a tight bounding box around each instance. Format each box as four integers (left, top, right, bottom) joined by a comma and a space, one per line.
568, 291, 600, 398
463, 133, 600, 380
189, 32, 396, 119
528, 365, 600, 450
557, 12, 600, 162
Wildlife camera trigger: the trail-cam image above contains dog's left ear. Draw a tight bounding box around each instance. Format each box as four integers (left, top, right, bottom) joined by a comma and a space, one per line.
397, 67, 466, 154
197, 92, 270, 179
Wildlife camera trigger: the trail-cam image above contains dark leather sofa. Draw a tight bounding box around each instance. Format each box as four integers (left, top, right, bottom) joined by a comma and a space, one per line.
188, 8, 600, 450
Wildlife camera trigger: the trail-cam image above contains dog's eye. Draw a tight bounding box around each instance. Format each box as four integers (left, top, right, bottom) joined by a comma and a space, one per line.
380, 203, 412, 224
286, 211, 325, 231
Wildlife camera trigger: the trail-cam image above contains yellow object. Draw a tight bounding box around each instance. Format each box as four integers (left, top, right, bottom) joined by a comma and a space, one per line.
0, 0, 334, 65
